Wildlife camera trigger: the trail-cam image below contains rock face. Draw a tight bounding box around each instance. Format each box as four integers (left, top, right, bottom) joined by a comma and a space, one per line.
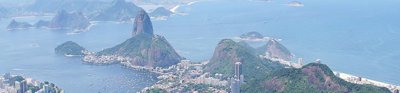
150, 7, 173, 17
247, 63, 391, 93
45, 10, 90, 30
133, 10, 154, 36
55, 41, 86, 56
205, 39, 283, 78
7, 19, 32, 30
92, 0, 142, 22
95, 10, 182, 67
258, 39, 293, 61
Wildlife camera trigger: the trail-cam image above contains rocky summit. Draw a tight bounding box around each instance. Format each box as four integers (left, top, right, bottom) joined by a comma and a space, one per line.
258, 39, 293, 61
93, 10, 182, 67
205, 39, 283, 78
133, 9, 154, 37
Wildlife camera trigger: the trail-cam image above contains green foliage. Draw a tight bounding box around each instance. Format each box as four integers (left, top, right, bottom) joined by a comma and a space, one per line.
55, 41, 86, 55
242, 63, 392, 93
182, 83, 213, 93
206, 39, 283, 79
7, 76, 25, 86
146, 88, 168, 93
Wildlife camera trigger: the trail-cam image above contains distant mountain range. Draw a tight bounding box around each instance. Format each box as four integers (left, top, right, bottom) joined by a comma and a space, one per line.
44, 10, 91, 30
27, 0, 108, 14
6, 19, 32, 30
91, 0, 142, 22
7, 10, 91, 31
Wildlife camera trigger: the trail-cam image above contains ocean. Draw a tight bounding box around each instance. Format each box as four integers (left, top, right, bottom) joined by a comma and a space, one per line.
0, 0, 399, 92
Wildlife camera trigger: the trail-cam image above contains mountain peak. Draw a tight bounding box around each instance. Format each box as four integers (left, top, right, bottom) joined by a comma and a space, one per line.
261, 39, 293, 61
133, 9, 154, 37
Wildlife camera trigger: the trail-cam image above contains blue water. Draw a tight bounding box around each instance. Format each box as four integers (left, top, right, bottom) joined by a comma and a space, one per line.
155, 0, 400, 85
0, 18, 158, 92
0, 0, 399, 92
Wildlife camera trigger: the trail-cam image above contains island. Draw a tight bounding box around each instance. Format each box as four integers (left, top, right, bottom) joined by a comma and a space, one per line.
288, 1, 304, 7
6, 19, 32, 30
7, 10, 91, 31
91, 0, 142, 22
55, 41, 86, 56
83, 10, 183, 67
0, 73, 63, 93
36, 10, 91, 31
237, 31, 269, 42
240, 31, 264, 40
150, 7, 174, 20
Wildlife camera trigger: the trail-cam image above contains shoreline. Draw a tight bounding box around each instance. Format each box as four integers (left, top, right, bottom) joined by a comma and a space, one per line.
81, 53, 400, 92
265, 56, 400, 92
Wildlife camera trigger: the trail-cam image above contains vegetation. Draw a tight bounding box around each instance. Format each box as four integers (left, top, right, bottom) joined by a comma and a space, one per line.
241, 63, 391, 93
96, 34, 182, 67
146, 88, 167, 93
205, 39, 283, 79
55, 41, 86, 55
205, 39, 390, 93
182, 83, 212, 92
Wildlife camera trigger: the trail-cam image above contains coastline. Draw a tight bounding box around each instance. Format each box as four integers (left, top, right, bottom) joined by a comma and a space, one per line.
264, 55, 400, 92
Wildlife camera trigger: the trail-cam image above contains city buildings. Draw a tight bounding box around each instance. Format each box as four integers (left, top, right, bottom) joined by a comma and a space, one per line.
234, 62, 241, 80
394, 89, 399, 93
231, 62, 242, 93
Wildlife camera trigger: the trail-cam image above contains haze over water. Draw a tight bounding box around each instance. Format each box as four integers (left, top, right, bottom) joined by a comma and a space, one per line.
0, 0, 399, 92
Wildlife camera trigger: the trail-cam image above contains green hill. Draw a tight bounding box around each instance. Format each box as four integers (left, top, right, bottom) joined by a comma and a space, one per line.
205, 39, 283, 79
55, 41, 86, 56
242, 63, 391, 93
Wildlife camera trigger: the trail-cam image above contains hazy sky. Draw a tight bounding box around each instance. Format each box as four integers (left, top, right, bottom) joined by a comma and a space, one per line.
0, 0, 118, 7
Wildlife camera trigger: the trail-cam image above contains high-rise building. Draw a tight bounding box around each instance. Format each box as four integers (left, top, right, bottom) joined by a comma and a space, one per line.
230, 78, 240, 93
3, 73, 11, 80
20, 80, 27, 93
231, 62, 242, 93
15, 81, 20, 93
393, 89, 399, 93
297, 58, 304, 66
44, 84, 51, 93
234, 62, 242, 80
14, 80, 27, 93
